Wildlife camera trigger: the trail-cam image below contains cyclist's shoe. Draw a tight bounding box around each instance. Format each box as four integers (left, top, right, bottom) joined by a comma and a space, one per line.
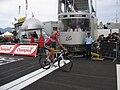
51, 63, 57, 68
53, 64, 57, 68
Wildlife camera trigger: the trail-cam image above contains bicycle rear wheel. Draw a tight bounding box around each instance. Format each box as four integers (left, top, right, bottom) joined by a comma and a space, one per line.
39, 57, 51, 69
58, 56, 73, 72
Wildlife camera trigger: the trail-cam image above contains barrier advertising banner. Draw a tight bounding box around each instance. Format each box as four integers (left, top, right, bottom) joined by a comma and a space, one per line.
0, 44, 15, 54
13, 44, 38, 56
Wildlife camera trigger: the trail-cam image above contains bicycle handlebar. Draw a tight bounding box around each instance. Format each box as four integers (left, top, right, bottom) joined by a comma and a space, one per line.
54, 49, 68, 54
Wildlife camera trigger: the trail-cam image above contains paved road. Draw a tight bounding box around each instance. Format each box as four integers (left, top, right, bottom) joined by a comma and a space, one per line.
0, 54, 119, 90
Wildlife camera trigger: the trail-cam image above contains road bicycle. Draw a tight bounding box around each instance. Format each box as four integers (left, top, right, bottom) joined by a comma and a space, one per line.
39, 48, 73, 72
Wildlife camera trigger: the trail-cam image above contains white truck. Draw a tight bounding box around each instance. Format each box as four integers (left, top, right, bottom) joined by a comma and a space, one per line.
58, 0, 98, 56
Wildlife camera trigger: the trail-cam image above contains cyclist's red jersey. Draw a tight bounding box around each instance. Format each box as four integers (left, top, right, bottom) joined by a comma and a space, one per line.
45, 36, 59, 45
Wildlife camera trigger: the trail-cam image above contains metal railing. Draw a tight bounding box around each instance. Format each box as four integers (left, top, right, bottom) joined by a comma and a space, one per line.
100, 42, 119, 62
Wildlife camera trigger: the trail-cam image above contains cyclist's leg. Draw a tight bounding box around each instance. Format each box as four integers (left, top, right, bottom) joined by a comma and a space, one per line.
44, 44, 51, 61
49, 47, 55, 62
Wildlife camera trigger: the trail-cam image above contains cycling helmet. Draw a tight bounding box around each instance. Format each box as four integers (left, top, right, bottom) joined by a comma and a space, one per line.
57, 31, 60, 36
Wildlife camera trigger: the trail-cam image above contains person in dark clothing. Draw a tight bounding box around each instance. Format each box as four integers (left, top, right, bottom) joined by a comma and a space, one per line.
97, 34, 105, 43
33, 31, 38, 39
105, 34, 113, 42
112, 33, 119, 42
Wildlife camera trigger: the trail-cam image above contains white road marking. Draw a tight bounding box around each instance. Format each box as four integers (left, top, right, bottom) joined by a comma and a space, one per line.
0, 60, 70, 90
0, 56, 24, 66
117, 64, 120, 90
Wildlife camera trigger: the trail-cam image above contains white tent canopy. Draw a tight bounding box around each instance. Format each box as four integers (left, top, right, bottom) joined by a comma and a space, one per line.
0, 31, 13, 37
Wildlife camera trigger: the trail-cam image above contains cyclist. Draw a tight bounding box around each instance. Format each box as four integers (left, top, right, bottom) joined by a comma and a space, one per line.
45, 31, 67, 62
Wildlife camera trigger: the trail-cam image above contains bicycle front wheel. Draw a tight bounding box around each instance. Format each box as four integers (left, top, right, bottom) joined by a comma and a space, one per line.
58, 56, 73, 72
39, 57, 51, 69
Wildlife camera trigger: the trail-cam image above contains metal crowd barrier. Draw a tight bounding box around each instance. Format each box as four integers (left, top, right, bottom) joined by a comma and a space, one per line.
100, 42, 119, 62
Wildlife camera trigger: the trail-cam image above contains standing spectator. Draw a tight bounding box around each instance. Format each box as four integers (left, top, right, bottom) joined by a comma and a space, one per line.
112, 33, 119, 42
39, 34, 44, 48
84, 33, 94, 60
97, 34, 105, 53
33, 31, 38, 39
30, 34, 34, 44
38, 34, 45, 54
9, 36, 14, 43
13, 37, 18, 43
106, 34, 113, 42
116, 33, 120, 41
97, 34, 105, 43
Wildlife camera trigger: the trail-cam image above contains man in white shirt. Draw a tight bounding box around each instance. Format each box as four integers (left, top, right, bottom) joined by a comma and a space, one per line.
67, 26, 73, 32
84, 32, 94, 60
74, 25, 81, 32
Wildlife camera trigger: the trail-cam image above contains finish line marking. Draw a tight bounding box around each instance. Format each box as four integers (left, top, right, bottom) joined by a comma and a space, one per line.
0, 60, 70, 90
117, 64, 120, 90
0, 56, 24, 66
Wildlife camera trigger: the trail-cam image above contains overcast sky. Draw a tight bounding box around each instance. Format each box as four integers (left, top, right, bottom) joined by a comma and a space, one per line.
0, 0, 120, 28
